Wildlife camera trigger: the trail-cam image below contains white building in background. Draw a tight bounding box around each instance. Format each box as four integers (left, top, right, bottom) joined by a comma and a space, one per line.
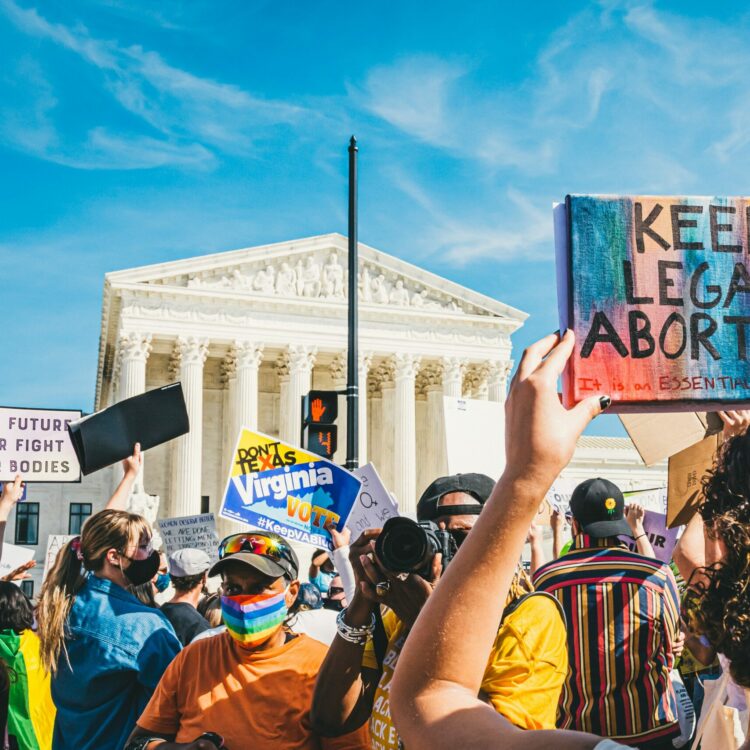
6, 234, 666, 596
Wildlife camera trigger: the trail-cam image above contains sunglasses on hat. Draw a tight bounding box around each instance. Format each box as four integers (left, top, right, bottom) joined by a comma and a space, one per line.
218, 532, 292, 564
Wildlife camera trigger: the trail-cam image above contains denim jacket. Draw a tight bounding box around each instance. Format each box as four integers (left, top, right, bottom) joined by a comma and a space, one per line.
51, 574, 181, 750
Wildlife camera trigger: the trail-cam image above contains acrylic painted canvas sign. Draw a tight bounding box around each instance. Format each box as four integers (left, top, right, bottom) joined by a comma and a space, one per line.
555, 195, 750, 412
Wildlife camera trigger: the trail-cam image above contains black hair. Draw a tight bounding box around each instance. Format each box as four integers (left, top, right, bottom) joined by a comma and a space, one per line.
170, 571, 206, 593
290, 583, 322, 614
0, 581, 34, 633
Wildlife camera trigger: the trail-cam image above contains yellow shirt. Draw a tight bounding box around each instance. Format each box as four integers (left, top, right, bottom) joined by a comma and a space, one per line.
362, 593, 568, 750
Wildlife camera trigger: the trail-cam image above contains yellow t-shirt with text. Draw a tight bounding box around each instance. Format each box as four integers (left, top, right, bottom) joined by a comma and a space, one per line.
361, 593, 568, 750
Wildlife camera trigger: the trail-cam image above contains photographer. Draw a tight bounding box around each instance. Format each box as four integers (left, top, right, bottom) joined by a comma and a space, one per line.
311, 475, 568, 748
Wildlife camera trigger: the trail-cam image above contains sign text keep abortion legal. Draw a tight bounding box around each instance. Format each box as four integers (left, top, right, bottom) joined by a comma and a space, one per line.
0, 407, 81, 481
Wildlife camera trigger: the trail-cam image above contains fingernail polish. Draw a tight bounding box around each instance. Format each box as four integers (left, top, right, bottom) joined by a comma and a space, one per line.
599, 395, 611, 411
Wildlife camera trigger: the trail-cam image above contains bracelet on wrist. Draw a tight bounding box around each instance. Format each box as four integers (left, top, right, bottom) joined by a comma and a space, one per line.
634, 532, 647, 541
336, 608, 375, 644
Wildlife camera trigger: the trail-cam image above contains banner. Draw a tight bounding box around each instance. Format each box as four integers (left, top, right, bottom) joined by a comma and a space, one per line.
42, 535, 75, 580
555, 195, 750, 412
157, 513, 221, 564
0, 543, 35, 579
347, 463, 400, 537
443, 397, 504, 478
219, 429, 362, 550
0, 407, 81, 482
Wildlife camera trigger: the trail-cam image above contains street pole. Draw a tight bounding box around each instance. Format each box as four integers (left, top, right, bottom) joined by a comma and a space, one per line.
345, 136, 359, 470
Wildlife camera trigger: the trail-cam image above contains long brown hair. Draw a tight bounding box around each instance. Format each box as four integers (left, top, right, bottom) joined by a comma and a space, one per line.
36, 509, 151, 673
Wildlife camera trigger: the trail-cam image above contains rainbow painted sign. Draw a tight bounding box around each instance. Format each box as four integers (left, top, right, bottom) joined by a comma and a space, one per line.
219, 428, 362, 549
555, 195, 750, 412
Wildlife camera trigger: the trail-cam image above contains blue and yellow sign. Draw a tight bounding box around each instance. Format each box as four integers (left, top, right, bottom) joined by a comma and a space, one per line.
219, 429, 362, 550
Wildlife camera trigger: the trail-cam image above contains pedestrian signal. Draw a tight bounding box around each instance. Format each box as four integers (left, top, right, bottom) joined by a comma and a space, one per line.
302, 390, 338, 458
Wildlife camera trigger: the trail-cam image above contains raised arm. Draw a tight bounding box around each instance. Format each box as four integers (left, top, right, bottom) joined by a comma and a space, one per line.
390, 330, 610, 750
106, 444, 142, 511
0, 476, 25, 561
624, 503, 656, 558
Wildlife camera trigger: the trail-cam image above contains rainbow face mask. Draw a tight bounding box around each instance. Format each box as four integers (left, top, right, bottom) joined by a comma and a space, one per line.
221, 589, 288, 648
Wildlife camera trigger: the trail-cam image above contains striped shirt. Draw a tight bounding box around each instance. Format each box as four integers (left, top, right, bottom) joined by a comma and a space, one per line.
532, 535, 680, 746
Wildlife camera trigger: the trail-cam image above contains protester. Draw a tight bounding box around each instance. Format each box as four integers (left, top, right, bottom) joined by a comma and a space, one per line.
129, 581, 159, 609
0, 477, 26, 561
160, 549, 211, 646
533, 477, 681, 748
290, 580, 341, 646
126, 531, 368, 749
197, 593, 223, 628
311, 472, 569, 747
389, 329, 626, 749
309, 548, 337, 595
324, 575, 347, 610
36, 507, 181, 750
0, 581, 54, 750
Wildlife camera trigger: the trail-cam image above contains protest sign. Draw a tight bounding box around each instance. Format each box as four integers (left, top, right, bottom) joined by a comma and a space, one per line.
555, 195, 750, 413
157, 513, 221, 564
621, 510, 679, 563
219, 429, 362, 550
443, 397, 503, 478
0, 407, 81, 482
667, 434, 720, 528
43, 535, 75, 580
0, 543, 35, 579
624, 487, 668, 515
347, 463, 400, 536
546, 477, 577, 516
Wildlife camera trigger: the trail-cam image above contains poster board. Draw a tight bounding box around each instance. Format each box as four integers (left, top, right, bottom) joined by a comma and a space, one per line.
42, 535, 75, 580
0, 407, 81, 482
667, 435, 720, 528
0, 543, 35, 579
621, 510, 679, 563
219, 428, 362, 550
347, 463, 400, 537
620, 413, 716, 466
157, 513, 221, 564
443, 397, 504, 478
555, 195, 750, 413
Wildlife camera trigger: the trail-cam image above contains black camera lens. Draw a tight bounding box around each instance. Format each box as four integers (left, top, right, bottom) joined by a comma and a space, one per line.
375, 517, 436, 574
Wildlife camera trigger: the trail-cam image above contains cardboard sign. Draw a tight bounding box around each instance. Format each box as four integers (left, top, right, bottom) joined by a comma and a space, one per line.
0, 543, 35, 579
620, 413, 719, 466
0, 407, 81, 482
546, 477, 578, 516
621, 510, 680, 563
157, 513, 221, 564
219, 429, 362, 550
347, 463, 400, 536
443, 397, 504, 478
667, 435, 720, 528
555, 195, 750, 413
42, 535, 75, 580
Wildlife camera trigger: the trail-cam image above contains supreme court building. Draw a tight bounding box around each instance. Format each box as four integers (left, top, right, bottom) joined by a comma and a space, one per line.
7, 234, 667, 595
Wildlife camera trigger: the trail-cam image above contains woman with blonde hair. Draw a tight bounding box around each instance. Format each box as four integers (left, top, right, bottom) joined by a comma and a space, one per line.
37, 507, 181, 750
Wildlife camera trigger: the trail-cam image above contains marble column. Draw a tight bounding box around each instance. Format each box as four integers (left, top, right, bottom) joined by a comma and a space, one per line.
441, 357, 466, 399
329, 353, 347, 464
488, 361, 513, 402
172, 336, 209, 518
235, 341, 264, 432
275, 352, 290, 441
392, 353, 421, 516
358, 353, 373, 465
112, 332, 152, 495
378, 362, 396, 495
283, 345, 316, 445
468, 364, 490, 400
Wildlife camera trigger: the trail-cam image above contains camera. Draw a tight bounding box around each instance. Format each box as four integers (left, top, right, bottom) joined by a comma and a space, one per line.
375, 517, 457, 578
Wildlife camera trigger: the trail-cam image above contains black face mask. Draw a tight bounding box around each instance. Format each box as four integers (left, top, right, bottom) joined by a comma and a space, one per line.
121, 550, 161, 586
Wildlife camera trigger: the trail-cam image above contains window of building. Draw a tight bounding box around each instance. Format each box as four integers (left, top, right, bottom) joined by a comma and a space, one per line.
20, 581, 34, 599
201, 496, 210, 514
69, 503, 93, 535
15, 503, 39, 545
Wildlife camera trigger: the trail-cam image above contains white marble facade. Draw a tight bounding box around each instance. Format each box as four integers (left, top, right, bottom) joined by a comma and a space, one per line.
95, 233, 526, 536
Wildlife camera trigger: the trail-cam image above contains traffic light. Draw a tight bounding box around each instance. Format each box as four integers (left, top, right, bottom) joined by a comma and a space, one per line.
301, 390, 338, 459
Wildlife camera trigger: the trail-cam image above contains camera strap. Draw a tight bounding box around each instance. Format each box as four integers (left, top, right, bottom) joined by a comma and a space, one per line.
372, 606, 389, 671
431, 505, 482, 517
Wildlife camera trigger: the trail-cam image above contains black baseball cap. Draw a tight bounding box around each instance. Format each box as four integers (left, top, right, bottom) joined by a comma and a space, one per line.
569, 478, 632, 539
417, 473, 495, 521
209, 531, 299, 580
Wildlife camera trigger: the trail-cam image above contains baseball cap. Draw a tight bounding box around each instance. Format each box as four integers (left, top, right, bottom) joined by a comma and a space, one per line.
168, 548, 211, 577
569, 478, 632, 539
209, 531, 299, 580
417, 473, 495, 521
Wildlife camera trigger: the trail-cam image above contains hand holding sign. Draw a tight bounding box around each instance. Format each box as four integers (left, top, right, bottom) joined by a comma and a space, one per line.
2, 559, 35, 582
0, 475, 24, 522
719, 409, 750, 439
325, 519, 351, 550
122, 442, 142, 477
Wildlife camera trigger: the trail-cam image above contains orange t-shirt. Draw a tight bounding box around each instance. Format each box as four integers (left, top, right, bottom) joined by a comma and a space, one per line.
138, 630, 368, 750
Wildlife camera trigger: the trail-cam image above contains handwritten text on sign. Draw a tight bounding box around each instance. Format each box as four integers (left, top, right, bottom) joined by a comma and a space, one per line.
557, 195, 750, 410
157, 513, 221, 564
347, 464, 399, 535
0, 407, 81, 481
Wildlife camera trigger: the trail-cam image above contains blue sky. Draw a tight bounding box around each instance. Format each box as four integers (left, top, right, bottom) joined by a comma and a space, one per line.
3, 0, 750, 436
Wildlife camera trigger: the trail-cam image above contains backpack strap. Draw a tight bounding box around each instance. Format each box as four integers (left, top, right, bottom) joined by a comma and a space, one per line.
501, 590, 566, 629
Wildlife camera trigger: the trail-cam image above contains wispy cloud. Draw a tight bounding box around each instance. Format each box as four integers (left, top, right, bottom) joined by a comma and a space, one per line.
0, 0, 313, 168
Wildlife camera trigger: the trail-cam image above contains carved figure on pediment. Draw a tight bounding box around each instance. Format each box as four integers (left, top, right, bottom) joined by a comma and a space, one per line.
359, 266, 372, 302
372, 274, 389, 304
446, 299, 462, 312
322, 253, 345, 298
389, 279, 410, 306
252, 265, 276, 295
294, 259, 305, 296
275, 262, 297, 297
301, 257, 322, 298
187, 276, 202, 289
231, 269, 253, 290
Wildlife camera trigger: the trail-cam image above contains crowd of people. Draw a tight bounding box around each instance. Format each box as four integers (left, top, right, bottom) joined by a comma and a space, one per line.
0, 331, 748, 748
